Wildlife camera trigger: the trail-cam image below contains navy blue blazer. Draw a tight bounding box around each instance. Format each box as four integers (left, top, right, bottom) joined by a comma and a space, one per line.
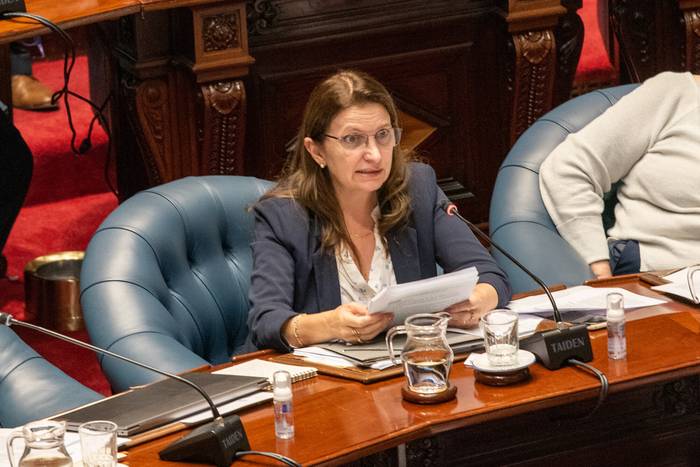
248, 163, 511, 351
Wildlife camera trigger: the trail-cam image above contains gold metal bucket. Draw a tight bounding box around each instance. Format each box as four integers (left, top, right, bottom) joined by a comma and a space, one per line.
24, 251, 85, 332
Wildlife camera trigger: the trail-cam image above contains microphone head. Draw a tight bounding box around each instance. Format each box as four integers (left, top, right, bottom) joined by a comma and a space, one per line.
440, 200, 459, 216
0, 312, 13, 326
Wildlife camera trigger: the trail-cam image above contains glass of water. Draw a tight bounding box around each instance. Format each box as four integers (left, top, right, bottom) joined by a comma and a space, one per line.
78, 420, 118, 467
480, 309, 519, 366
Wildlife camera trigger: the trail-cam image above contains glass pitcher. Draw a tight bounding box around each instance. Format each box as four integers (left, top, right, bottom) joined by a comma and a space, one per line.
6, 420, 73, 467
386, 313, 454, 395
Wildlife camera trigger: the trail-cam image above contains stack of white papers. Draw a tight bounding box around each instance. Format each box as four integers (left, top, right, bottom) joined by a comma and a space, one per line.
507, 285, 666, 315
293, 346, 395, 370
368, 267, 478, 324
651, 267, 700, 304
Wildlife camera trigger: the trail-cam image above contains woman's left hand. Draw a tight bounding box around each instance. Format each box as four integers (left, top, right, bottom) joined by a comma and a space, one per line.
443, 283, 499, 328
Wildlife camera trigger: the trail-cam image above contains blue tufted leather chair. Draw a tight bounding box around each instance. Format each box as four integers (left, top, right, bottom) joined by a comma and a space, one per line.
489, 84, 639, 294
0, 326, 102, 427
80, 176, 273, 393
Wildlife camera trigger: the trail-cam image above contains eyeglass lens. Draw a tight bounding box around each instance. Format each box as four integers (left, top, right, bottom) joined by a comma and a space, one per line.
333, 128, 402, 151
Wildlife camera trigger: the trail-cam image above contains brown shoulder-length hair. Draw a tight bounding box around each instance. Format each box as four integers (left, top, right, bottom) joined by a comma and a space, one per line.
263, 69, 412, 256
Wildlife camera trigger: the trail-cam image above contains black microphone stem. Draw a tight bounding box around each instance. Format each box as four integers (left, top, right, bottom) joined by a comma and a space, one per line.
0, 313, 222, 420
441, 202, 564, 324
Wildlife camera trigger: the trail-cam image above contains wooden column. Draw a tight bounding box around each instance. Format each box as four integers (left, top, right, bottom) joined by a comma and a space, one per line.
106, 1, 253, 199
681, 0, 700, 73
499, 1, 581, 144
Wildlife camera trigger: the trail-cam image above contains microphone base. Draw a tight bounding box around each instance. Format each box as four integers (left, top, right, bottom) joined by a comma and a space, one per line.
159, 415, 249, 467
0, 1, 26, 14
520, 324, 593, 370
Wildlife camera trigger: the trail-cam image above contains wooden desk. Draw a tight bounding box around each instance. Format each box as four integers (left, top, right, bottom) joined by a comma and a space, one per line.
124, 276, 700, 466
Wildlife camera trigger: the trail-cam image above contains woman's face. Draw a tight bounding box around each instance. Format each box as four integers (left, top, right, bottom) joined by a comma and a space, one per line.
304, 103, 394, 202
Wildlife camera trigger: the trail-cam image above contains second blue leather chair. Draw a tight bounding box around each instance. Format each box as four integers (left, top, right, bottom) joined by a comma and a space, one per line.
80, 176, 273, 393
0, 326, 102, 427
489, 85, 639, 294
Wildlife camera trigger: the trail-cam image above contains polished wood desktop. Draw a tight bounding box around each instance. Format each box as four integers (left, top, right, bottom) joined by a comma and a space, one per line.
123, 276, 700, 466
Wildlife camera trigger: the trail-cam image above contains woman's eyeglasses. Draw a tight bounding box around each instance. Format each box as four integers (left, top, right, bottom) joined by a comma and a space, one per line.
324, 127, 402, 152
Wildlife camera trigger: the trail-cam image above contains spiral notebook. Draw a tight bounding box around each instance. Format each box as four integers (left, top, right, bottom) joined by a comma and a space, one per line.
215, 359, 317, 384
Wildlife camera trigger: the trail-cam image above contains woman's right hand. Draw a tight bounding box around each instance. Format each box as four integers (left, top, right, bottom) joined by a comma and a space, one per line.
325, 303, 393, 344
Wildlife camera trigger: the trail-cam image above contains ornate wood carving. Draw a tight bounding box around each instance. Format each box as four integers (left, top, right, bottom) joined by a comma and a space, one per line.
200, 80, 246, 175
653, 376, 700, 417
137, 80, 169, 157
246, 0, 280, 36
120, 74, 164, 188
202, 14, 239, 52
406, 437, 441, 465
509, 29, 556, 143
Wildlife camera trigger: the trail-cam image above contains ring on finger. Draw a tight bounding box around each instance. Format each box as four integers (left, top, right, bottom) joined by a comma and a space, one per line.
351, 327, 365, 344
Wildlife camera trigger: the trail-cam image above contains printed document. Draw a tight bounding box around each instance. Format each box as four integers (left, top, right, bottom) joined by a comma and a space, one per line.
507, 285, 666, 315
367, 267, 478, 324
651, 266, 700, 304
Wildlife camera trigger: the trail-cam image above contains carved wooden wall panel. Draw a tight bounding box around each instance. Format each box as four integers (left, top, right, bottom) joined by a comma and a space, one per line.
610, 0, 692, 82
91, 0, 581, 216
350, 375, 700, 466
242, 0, 579, 224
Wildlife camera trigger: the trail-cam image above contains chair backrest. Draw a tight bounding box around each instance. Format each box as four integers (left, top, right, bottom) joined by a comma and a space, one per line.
489, 84, 639, 294
80, 176, 273, 392
0, 326, 102, 427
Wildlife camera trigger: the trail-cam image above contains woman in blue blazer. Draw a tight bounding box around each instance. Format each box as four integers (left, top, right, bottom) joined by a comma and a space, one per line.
248, 70, 511, 351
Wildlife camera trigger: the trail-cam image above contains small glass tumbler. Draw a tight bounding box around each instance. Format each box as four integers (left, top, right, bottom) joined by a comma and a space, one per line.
480, 309, 519, 366
78, 420, 118, 467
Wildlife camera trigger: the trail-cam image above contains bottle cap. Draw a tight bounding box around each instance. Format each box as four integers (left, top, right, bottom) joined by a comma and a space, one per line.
606, 292, 624, 319
272, 370, 292, 398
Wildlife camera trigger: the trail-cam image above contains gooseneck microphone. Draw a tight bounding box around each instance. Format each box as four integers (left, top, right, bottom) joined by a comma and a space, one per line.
440, 201, 593, 370
0, 312, 300, 467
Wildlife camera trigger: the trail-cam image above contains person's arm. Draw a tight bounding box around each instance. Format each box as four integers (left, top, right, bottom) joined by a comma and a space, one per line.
539, 72, 692, 276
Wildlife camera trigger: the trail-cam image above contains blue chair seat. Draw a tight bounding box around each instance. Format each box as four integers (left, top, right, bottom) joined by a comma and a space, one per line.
0, 326, 102, 427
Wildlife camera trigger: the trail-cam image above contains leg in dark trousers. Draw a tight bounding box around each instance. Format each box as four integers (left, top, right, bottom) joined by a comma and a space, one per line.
0, 103, 33, 277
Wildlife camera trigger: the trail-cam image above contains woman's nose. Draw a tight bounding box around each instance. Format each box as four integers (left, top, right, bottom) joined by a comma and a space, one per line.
362, 137, 382, 161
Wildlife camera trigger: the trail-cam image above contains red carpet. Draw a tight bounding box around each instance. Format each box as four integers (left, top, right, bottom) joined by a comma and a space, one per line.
0, 55, 115, 396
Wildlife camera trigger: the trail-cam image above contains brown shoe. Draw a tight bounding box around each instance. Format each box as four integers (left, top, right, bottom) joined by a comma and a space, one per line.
11, 75, 59, 111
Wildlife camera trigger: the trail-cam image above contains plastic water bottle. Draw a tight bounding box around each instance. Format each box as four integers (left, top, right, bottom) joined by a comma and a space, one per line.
606, 292, 627, 359
272, 371, 295, 439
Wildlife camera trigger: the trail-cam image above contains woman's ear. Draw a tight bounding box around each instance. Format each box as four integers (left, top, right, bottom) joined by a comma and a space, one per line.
304, 137, 326, 168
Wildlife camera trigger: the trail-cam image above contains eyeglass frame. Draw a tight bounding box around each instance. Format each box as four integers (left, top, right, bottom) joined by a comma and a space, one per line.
322, 127, 403, 152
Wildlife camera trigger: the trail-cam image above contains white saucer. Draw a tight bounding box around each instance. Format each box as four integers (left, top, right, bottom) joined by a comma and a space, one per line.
469, 349, 536, 374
